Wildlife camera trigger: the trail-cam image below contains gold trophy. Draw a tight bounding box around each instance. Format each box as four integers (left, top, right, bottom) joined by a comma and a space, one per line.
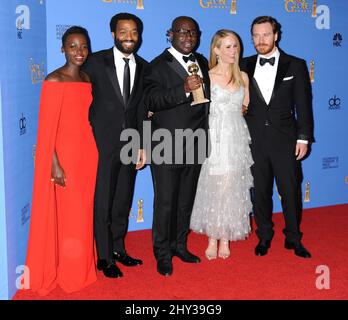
188, 63, 210, 106
230, 0, 237, 14
312, 0, 317, 17
304, 182, 310, 202
310, 60, 315, 83
136, 0, 144, 10
136, 199, 144, 222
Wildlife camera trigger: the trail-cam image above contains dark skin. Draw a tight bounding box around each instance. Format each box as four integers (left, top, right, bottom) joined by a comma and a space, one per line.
169, 18, 203, 93
46, 33, 90, 187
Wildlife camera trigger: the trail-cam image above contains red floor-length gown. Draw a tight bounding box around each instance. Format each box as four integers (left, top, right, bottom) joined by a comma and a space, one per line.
25, 81, 98, 295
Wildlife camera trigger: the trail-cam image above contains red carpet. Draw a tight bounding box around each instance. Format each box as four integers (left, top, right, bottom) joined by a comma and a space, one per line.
14, 204, 348, 300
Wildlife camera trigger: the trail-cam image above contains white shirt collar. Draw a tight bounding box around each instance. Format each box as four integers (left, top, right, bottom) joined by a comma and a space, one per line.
113, 46, 136, 64
168, 46, 195, 62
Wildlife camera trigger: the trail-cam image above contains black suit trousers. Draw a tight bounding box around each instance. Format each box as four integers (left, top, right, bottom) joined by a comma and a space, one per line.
250, 126, 303, 243
94, 149, 137, 263
150, 164, 202, 261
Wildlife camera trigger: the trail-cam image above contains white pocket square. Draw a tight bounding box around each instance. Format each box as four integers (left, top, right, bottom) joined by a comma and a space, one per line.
283, 76, 294, 81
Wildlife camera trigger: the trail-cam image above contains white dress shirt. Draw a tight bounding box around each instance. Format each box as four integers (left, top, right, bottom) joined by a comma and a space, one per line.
254, 48, 280, 105
254, 48, 307, 144
113, 46, 136, 95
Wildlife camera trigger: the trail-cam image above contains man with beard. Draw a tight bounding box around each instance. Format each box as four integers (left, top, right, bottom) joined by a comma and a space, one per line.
144, 16, 210, 276
241, 16, 314, 259
83, 13, 148, 278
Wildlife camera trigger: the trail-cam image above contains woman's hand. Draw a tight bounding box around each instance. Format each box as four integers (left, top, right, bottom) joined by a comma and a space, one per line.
51, 151, 66, 187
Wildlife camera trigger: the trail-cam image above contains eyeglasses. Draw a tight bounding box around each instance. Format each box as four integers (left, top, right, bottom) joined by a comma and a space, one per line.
174, 29, 199, 37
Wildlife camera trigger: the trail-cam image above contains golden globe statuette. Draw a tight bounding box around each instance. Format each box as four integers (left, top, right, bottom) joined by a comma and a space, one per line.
310, 60, 315, 83
188, 63, 210, 106
304, 182, 310, 202
136, 0, 144, 9
137, 199, 144, 223
230, 0, 237, 14
312, 0, 317, 17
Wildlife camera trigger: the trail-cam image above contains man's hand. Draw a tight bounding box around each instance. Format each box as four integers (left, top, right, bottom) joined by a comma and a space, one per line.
184, 75, 203, 93
295, 142, 308, 160
148, 111, 154, 118
136, 149, 146, 170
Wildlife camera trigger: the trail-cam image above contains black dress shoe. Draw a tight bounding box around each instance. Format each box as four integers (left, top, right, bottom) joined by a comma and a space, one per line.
113, 252, 143, 267
284, 240, 311, 258
97, 259, 123, 278
174, 249, 201, 263
157, 259, 173, 277
255, 240, 271, 256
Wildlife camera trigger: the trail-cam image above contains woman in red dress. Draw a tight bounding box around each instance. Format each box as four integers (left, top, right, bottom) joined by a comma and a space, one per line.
25, 26, 98, 295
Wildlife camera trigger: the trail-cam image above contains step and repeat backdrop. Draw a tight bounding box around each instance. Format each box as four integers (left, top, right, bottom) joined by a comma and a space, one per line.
0, 0, 347, 299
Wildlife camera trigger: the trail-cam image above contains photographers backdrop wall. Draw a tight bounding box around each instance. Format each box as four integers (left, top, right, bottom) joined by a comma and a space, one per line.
0, 0, 347, 299
0, 0, 46, 300
46, 0, 348, 231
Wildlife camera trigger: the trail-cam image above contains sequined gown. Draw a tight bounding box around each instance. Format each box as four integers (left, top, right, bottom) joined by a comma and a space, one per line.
190, 84, 253, 241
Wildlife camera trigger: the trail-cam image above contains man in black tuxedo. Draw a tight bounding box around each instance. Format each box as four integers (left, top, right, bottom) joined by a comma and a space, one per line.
241, 16, 314, 258
83, 13, 148, 278
144, 16, 210, 276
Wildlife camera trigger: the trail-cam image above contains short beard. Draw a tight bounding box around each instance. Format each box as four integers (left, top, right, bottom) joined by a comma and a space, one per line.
114, 39, 137, 55
256, 43, 275, 56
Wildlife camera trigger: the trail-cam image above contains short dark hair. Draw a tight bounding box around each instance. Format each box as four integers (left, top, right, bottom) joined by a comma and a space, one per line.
62, 26, 90, 48
251, 16, 281, 35
109, 12, 143, 34
171, 16, 200, 33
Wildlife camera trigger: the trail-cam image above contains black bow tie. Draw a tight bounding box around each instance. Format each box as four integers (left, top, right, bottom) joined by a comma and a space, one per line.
259, 57, 276, 66
183, 54, 195, 63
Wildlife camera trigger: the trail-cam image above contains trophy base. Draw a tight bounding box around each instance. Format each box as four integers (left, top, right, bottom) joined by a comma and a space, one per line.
191, 98, 210, 106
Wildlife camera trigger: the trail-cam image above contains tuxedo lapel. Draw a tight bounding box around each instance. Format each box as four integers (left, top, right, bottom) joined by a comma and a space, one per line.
104, 48, 124, 107
247, 56, 267, 106
127, 55, 143, 108
270, 53, 290, 103
164, 49, 189, 81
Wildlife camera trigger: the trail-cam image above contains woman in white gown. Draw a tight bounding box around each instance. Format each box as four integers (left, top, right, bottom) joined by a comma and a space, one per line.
190, 29, 253, 260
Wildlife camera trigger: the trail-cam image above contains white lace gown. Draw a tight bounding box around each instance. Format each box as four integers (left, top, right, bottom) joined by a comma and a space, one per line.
190, 84, 253, 241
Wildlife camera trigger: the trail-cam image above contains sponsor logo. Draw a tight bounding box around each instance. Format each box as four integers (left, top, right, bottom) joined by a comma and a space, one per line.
199, 0, 237, 14
19, 113, 27, 135
322, 157, 339, 169
101, 0, 144, 9
56, 24, 73, 40
333, 33, 342, 47
328, 95, 341, 110
284, 1, 330, 29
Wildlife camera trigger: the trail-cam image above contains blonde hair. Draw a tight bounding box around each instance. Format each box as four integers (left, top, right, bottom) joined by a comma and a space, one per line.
209, 29, 244, 87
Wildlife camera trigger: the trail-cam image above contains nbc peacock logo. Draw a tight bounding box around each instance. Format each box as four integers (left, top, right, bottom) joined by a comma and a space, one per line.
199, 0, 237, 14
101, 0, 144, 10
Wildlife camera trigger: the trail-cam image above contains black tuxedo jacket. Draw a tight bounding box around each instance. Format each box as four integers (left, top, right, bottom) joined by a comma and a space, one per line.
241, 50, 314, 146
83, 48, 148, 155
144, 49, 210, 165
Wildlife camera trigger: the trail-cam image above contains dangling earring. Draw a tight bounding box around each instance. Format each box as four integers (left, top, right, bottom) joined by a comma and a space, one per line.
216, 55, 220, 62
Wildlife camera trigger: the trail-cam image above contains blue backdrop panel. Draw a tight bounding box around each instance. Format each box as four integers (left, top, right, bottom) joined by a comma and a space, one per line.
46, 0, 348, 233
0, 0, 46, 299
0, 83, 9, 300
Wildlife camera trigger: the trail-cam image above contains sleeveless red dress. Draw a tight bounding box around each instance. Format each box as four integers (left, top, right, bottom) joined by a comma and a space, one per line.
25, 81, 98, 295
